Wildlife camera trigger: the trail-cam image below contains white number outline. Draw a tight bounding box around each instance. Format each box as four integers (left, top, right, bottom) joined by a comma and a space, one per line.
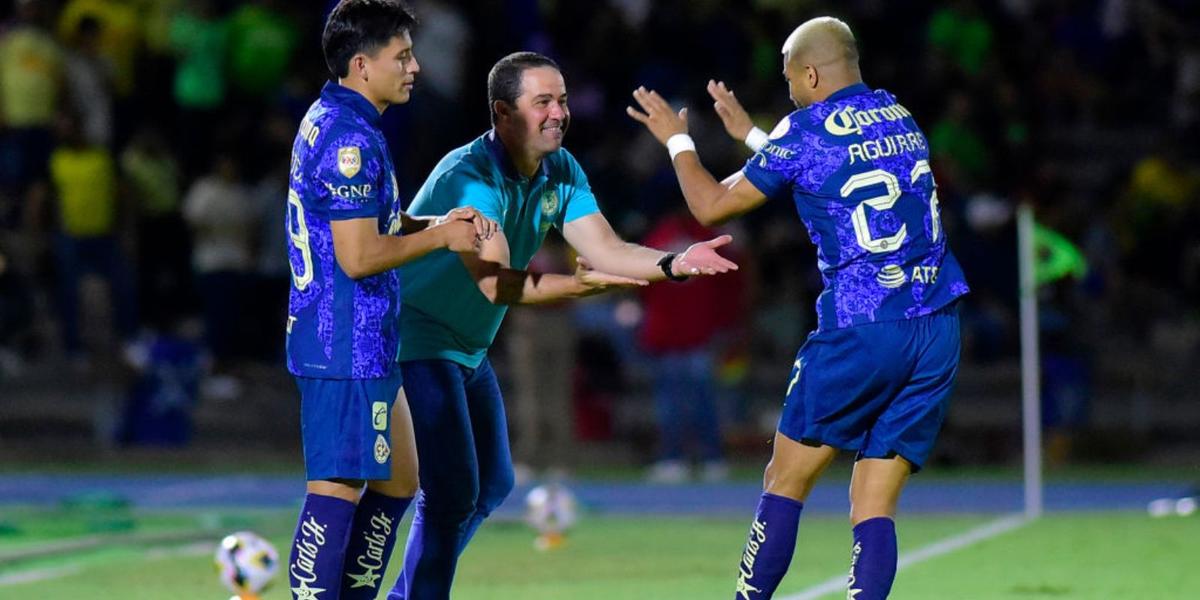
286, 189, 314, 290
842, 162, 942, 253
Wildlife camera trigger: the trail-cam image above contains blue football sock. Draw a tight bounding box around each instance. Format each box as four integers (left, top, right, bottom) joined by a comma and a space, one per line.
340, 490, 412, 599
848, 517, 898, 600
288, 493, 356, 600
733, 492, 804, 599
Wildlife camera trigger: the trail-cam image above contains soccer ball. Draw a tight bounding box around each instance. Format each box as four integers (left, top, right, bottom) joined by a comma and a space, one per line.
524, 483, 579, 550
214, 531, 279, 598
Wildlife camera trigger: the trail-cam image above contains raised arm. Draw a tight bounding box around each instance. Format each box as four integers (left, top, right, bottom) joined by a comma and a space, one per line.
459, 228, 648, 305
626, 86, 769, 226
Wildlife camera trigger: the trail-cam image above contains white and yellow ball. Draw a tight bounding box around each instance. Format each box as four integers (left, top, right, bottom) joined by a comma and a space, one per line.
214, 531, 279, 597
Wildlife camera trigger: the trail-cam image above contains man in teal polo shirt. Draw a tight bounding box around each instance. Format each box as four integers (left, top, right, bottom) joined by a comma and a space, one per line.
386, 52, 738, 600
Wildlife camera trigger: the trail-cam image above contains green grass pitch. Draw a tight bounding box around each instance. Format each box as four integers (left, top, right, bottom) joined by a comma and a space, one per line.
2, 508, 1197, 599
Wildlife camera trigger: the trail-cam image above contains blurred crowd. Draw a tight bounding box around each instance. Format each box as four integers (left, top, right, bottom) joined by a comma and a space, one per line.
1, 0, 1198, 469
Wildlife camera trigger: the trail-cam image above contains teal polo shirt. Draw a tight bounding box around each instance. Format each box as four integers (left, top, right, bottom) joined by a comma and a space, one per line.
398, 130, 600, 367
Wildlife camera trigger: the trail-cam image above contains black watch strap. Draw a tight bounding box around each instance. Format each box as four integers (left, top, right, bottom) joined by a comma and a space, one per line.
657, 253, 688, 282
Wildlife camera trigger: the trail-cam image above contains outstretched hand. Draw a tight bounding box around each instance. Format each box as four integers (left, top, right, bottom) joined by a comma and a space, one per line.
706, 80, 754, 142
626, 86, 689, 145
673, 234, 739, 277
574, 256, 649, 293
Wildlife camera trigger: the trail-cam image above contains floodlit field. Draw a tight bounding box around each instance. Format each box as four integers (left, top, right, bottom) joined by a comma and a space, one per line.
2, 503, 1197, 599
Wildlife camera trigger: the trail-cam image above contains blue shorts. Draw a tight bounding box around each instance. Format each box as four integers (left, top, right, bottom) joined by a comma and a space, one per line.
295, 371, 403, 481
778, 305, 960, 471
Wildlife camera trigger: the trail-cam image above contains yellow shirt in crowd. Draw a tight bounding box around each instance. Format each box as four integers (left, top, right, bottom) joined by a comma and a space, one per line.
50, 146, 117, 237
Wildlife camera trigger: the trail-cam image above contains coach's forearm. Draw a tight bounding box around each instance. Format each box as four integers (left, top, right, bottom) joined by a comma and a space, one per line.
581, 242, 669, 282
480, 269, 595, 305
672, 152, 731, 226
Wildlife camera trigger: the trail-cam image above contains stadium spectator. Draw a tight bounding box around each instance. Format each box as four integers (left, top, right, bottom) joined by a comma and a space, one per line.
0, 0, 63, 197
182, 150, 253, 368
47, 111, 136, 363
639, 208, 745, 483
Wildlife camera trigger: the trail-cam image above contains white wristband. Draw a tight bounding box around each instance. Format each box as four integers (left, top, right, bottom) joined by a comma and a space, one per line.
744, 126, 769, 152
666, 134, 696, 160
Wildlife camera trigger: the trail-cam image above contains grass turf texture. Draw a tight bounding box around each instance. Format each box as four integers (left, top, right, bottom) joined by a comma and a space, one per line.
2, 510, 1196, 598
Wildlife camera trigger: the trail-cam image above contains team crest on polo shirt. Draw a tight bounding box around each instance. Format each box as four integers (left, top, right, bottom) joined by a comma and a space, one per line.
338, 146, 362, 178
540, 190, 559, 219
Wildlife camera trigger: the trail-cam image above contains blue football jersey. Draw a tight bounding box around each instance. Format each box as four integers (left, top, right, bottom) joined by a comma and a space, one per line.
742, 83, 969, 331
285, 82, 404, 379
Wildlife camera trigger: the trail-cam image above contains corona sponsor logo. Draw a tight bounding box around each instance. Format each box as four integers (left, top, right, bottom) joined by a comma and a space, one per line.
824, 103, 913, 137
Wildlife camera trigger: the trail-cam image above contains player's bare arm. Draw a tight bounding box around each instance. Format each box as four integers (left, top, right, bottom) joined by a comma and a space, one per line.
331, 216, 481, 279
626, 86, 769, 225
460, 227, 648, 305
562, 212, 738, 279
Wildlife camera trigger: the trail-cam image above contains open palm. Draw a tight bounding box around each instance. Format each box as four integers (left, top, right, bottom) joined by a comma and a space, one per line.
675, 235, 739, 276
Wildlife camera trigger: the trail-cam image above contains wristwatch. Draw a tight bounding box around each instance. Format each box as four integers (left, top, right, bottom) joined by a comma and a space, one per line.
657, 253, 689, 282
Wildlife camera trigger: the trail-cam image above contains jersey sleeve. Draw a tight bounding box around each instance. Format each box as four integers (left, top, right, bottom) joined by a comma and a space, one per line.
313, 129, 386, 220
557, 149, 600, 229
740, 115, 801, 201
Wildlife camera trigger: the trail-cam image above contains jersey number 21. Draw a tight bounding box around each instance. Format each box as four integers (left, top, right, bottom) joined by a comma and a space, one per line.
842, 159, 941, 254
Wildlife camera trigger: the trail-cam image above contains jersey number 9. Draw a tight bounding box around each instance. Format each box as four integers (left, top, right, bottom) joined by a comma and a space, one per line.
287, 189, 314, 291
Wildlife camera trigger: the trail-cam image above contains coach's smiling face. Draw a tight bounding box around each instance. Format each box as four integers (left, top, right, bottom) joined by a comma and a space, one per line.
502, 66, 570, 158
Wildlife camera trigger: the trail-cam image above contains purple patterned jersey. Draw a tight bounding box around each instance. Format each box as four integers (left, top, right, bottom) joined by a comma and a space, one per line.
285, 83, 404, 379
742, 83, 969, 331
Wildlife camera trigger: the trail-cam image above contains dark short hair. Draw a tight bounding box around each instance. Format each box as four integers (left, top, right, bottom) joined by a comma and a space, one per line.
487, 52, 561, 125
322, 0, 417, 79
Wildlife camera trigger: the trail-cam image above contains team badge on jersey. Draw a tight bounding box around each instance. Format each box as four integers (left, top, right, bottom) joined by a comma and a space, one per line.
374, 434, 390, 464
338, 146, 362, 178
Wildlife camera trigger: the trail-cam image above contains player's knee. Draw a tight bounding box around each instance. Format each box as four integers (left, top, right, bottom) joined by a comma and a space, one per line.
762, 460, 815, 500
476, 467, 515, 513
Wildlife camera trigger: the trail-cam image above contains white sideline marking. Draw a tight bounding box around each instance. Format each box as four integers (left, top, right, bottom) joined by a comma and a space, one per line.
780, 514, 1030, 600
0, 565, 82, 586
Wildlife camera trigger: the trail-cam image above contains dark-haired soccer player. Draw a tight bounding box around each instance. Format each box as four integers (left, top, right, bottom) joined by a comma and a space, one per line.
629, 16, 969, 600
385, 52, 738, 599
285, 2, 496, 599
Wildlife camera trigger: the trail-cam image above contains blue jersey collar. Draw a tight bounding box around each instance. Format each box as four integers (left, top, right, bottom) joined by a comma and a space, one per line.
321, 81, 383, 127
484, 129, 551, 182
825, 82, 871, 103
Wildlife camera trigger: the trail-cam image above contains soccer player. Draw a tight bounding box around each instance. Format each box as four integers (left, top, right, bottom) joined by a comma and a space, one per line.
285, 2, 497, 599
385, 52, 738, 600
627, 17, 969, 600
